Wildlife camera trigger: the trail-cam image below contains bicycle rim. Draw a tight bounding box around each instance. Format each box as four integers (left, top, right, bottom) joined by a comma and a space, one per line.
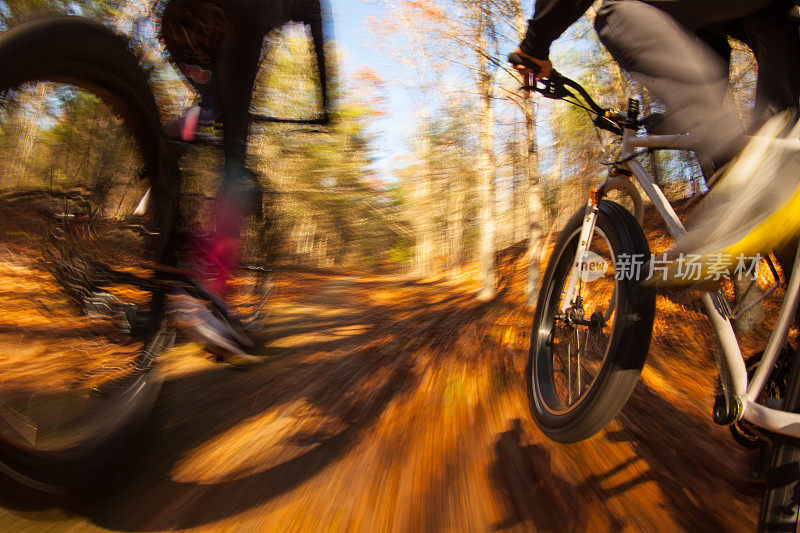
0, 19, 172, 485
536, 225, 619, 414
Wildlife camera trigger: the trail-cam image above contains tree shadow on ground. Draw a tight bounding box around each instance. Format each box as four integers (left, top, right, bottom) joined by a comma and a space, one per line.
53, 275, 498, 531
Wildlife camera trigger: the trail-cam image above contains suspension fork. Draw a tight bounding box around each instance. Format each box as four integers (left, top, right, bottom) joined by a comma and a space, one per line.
562, 190, 601, 313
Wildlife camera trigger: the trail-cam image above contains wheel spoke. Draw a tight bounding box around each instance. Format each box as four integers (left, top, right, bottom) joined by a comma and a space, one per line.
539, 212, 621, 410
529, 202, 655, 442
0, 76, 167, 456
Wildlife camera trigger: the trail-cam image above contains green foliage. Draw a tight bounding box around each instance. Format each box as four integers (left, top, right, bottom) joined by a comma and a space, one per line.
1, 6, 402, 269
246, 29, 407, 268
2, 0, 763, 274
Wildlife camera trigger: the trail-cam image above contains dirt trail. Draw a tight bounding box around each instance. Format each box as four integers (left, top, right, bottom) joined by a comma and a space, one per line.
0, 269, 762, 531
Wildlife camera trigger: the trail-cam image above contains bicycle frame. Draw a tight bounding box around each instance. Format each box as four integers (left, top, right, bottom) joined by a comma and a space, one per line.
565, 127, 800, 438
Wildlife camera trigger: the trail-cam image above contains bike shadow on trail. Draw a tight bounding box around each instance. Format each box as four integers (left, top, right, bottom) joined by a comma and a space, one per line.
607, 381, 759, 531
488, 418, 594, 532
76, 348, 404, 527
489, 392, 755, 532
488, 381, 757, 532
57, 277, 494, 532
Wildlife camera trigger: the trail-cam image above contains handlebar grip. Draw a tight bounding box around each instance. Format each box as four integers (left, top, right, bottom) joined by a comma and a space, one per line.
507, 52, 541, 74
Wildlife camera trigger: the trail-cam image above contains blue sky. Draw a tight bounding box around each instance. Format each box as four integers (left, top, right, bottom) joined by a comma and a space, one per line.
329, 0, 419, 182
329, 0, 538, 183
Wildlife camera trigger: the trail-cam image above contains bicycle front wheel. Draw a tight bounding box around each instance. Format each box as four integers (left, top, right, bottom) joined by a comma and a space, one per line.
528, 200, 655, 443
0, 17, 175, 493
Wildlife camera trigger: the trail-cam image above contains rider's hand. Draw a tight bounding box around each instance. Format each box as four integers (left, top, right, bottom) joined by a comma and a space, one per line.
511, 48, 552, 84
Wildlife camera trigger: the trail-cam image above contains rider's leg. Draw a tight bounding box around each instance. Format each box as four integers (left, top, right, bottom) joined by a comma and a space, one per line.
594, 0, 767, 164
203, 16, 266, 300
745, 6, 800, 282
596, 0, 800, 286
168, 12, 267, 360
739, 3, 800, 130
596, 0, 799, 155
623, 0, 775, 27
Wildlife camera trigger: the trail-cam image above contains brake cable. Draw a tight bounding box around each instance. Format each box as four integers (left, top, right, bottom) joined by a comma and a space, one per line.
522, 69, 658, 167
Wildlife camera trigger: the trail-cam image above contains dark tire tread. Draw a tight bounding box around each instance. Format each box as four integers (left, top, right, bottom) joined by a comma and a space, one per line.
0, 16, 170, 496
528, 200, 656, 443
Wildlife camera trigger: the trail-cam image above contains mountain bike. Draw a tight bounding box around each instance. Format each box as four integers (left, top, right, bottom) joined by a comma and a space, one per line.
509, 52, 800, 532
0, 15, 325, 495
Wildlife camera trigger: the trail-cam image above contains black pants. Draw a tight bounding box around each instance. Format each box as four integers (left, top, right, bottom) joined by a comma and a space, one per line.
215, 0, 284, 183
595, 0, 800, 163
162, 0, 296, 184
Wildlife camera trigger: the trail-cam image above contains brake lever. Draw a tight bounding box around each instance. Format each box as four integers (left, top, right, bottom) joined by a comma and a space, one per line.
509, 52, 567, 99
520, 80, 574, 102
534, 70, 574, 100
593, 115, 623, 136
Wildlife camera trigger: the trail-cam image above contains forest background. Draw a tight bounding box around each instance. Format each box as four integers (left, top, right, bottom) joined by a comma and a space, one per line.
0, 0, 759, 303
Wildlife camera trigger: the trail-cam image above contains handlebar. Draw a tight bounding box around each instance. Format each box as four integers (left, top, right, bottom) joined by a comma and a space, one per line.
508, 53, 631, 136
530, 69, 626, 136
507, 51, 541, 75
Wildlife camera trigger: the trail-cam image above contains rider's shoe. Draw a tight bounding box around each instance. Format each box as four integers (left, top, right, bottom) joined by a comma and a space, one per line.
647, 113, 800, 288
167, 289, 260, 366
169, 225, 261, 365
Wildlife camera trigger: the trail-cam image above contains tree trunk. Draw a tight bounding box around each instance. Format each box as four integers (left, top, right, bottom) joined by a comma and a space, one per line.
413, 119, 434, 276
447, 179, 464, 274
421, 137, 434, 275
523, 100, 544, 307
514, 2, 544, 306
476, 5, 496, 300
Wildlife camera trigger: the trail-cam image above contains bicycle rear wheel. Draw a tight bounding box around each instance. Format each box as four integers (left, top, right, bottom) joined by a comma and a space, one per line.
528, 200, 655, 443
0, 17, 174, 493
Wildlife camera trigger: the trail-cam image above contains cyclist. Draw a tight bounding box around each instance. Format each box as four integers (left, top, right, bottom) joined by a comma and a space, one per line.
159, 0, 330, 361
511, 0, 800, 285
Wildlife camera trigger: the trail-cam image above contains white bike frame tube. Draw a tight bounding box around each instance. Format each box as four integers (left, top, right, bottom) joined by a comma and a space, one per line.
134, 188, 151, 216
743, 402, 800, 438
564, 126, 800, 437
628, 134, 699, 151
622, 130, 749, 399
747, 241, 800, 402
623, 157, 685, 238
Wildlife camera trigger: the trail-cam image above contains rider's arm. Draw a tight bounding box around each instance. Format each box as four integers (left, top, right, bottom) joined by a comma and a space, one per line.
519, 0, 596, 60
